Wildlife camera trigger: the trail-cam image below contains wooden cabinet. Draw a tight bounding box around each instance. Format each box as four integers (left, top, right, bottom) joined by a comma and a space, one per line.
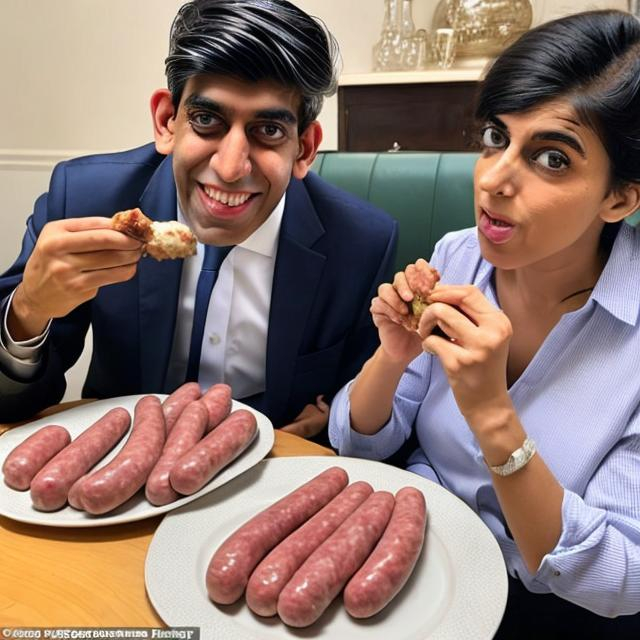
337, 72, 482, 152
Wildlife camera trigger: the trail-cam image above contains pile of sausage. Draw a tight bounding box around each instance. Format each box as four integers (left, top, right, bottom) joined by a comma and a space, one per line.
206, 466, 428, 627
1, 383, 258, 514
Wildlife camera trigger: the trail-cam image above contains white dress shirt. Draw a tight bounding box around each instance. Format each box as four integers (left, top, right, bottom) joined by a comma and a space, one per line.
164, 196, 283, 397
0, 289, 51, 379
0, 195, 284, 398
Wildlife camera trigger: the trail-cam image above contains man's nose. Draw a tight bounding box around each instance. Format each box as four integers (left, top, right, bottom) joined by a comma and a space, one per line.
211, 127, 252, 183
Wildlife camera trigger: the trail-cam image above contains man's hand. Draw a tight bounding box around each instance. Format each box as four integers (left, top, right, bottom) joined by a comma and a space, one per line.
280, 395, 330, 439
9, 217, 143, 340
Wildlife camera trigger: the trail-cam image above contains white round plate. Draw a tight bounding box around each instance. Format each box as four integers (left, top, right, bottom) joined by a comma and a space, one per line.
0, 394, 274, 527
145, 456, 507, 640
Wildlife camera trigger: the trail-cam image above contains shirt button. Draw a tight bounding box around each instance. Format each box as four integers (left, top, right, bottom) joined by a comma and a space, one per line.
553, 570, 561, 577
209, 333, 221, 345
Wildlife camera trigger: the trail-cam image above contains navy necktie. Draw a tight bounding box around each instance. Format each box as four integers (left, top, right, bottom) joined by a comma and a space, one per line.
185, 244, 233, 382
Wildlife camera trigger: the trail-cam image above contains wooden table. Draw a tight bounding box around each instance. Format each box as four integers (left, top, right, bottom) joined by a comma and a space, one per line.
0, 401, 335, 627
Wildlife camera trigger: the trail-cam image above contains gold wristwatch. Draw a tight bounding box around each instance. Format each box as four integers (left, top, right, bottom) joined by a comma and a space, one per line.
487, 437, 536, 477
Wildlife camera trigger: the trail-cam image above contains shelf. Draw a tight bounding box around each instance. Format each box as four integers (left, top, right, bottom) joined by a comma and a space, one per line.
339, 64, 488, 86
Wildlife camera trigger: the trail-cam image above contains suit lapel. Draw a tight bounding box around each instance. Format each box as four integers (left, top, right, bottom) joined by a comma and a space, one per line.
264, 178, 326, 423
137, 154, 182, 392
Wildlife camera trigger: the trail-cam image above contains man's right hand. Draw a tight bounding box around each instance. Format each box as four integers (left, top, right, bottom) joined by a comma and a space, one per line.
8, 217, 143, 341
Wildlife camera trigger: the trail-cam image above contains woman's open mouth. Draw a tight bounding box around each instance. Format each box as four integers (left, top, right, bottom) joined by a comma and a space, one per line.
478, 208, 515, 244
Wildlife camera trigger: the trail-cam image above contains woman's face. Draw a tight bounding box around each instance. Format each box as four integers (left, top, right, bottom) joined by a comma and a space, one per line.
473, 99, 622, 271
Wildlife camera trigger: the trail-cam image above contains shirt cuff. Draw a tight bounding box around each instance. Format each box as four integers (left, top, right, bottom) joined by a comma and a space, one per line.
0, 290, 50, 379
328, 380, 410, 460
535, 489, 607, 583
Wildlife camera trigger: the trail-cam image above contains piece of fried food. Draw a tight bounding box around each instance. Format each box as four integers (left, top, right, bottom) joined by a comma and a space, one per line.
112, 208, 197, 261
404, 261, 441, 330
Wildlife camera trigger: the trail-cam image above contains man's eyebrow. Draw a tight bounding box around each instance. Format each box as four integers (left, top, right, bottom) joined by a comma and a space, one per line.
184, 94, 221, 111
255, 108, 298, 125
490, 116, 586, 157
183, 95, 297, 125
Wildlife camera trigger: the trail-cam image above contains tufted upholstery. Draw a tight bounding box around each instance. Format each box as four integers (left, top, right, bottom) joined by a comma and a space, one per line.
312, 151, 479, 270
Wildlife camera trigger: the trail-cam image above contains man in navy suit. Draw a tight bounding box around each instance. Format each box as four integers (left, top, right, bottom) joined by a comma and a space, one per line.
0, 0, 397, 440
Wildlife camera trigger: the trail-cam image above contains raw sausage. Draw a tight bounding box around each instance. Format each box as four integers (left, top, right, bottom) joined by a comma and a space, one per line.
343, 486, 427, 618
277, 491, 395, 628
169, 409, 257, 496
71, 395, 165, 514
145, 400, 209, 506
30, 408, 130, 511
246, 480, 374, 617
200, 383, 232, 432
206, 466, 349, 605
2, 425, 71, 491
162, 382, 202, 433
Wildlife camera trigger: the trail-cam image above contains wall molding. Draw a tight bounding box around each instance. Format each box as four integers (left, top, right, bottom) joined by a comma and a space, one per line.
0, 148, 106, 171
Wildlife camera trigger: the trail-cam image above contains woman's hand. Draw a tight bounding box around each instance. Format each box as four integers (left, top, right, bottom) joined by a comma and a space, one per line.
370, 259, 440, 366
419, 284, 514, 431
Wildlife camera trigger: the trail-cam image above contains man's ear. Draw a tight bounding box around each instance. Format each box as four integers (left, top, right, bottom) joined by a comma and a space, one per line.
292, 121, 323, 180
601, 182, 640, 223
150, 89, 177, 155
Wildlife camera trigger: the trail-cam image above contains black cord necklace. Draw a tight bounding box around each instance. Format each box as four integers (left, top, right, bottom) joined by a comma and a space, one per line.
559, 287, 594, 304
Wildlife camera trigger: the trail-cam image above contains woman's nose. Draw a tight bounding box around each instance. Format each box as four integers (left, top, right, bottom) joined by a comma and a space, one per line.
476, 154, 517, 198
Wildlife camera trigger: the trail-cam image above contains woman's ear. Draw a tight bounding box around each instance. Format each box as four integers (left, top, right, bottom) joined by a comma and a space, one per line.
150, 89, 177, 155
292, 121, 323, 180
601, 182, 640, 223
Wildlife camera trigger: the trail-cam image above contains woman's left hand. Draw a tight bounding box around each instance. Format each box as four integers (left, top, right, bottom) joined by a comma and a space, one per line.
419, 285, 513, 430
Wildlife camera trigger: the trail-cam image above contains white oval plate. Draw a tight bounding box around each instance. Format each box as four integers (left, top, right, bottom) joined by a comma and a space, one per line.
145, 456, 507, 640
0, 394, 274, 527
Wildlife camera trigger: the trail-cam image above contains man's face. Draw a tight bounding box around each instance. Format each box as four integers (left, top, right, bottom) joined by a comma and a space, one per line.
156, 75, 318, 246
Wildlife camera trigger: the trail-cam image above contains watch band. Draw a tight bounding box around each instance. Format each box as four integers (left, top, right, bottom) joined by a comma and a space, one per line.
487, 437, 536, 477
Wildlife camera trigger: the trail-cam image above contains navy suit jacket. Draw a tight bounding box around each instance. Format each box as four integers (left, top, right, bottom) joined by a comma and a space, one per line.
0, 144, 398, 426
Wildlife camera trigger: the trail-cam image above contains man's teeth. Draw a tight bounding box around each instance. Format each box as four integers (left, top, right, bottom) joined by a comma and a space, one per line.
490, 217, 510, 227
203, 186, 251, 207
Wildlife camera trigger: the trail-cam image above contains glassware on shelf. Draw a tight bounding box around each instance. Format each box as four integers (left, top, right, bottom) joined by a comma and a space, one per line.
398, 0, 417, 70
403, 29, 431, 71
372, 0, 401, 71
416, 29, 431, 70
433, 27, 457, 69
432, 0, 533, 59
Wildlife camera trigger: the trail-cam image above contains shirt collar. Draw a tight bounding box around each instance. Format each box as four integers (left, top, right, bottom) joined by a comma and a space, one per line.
591, 222, 640, 326
468, 224, 640, 326
176, 193, 285, 259
237, 193, 285, 258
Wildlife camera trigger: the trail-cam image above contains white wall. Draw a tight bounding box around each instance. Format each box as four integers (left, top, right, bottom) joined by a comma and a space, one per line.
0, 0, 628, 401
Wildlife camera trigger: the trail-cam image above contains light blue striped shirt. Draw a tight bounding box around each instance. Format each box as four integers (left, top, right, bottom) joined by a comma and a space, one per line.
329, 223, 640, 617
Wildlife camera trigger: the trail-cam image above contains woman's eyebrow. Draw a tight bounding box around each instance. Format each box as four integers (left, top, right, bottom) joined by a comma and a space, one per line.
531, 131, 586, 157
490, 115, 586, 157
490, 115, 508, 131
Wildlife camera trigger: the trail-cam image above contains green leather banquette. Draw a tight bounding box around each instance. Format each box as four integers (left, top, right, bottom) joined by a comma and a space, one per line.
312, 151, 479, 271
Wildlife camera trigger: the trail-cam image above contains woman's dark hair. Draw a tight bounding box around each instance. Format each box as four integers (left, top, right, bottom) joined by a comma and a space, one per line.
165, 0, 340, 132
475, 10, 640, 188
